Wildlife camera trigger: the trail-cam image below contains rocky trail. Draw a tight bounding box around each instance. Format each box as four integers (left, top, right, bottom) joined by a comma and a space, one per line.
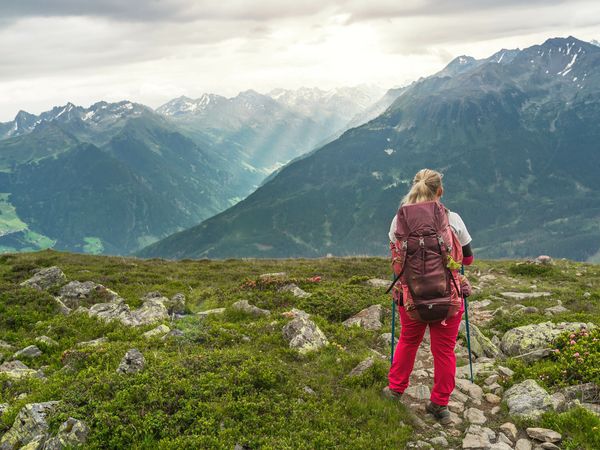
0, 253, 599, 448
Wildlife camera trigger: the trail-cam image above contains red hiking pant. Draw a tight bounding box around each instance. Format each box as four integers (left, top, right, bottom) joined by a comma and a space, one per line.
388, 304, 463, 406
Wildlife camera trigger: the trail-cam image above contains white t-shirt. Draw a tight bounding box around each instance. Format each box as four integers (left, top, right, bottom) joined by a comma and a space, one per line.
388, 210, 472, 247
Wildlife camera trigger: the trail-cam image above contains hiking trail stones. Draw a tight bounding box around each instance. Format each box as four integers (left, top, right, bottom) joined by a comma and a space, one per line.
499, 422, 518, 442
279, 283, 311, 298
231, 300, 271, 317
501, 322, 594, 356
459, 321, 501, 360
515, 439, 533, 450
117, 349, 145, 374
0, 401, 59, 450
464, 407, 487, 424
503, 379, 553, 419
0, 360, 37, 380
343, 304, 384, 330
348, 357, 374, 377
404, 384, 431, 401
526, 427, 561, 443
13, 345, 42, 359
20, 267, 66, 291
282, 310, 328, 354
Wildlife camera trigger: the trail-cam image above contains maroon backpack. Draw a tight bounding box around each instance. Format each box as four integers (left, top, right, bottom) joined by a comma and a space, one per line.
389, 201, 463, 323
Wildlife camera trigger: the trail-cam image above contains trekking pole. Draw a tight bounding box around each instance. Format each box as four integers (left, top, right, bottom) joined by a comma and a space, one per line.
390, 298, 396, 363
461, 264, 474, 383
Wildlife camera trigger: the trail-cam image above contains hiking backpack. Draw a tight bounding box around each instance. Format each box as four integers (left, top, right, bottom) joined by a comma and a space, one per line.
389, 201, 463, 323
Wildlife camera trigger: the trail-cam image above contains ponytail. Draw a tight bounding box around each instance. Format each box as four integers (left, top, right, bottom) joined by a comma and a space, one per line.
401, 169, 443, 205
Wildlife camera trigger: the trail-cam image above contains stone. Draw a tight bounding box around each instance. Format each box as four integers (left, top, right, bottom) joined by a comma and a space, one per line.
489, 443, 512, 450
131, 298, 169, 325
484, 393, 501, 404
0, 401, 59, 449
0, 340, 14, 351
348, 357, 374, 377
459, 322, 501, 358
0, 403, 8, 417
513, 348, 553, 363
20, 267, 66, 291
116, 349, 145, 374
342, 304, 384, 331
366, 278, 390, 288
498, 433, 513, 446
455, 378, 484, 401
404, 384, 431, 401
490, 406, 501, 415
231, 300, 271, 317
497, 366, 515, 378
522, 306, 539, 314
448, 400, 465, 414
484, 374, 499, 385
504, 379, 553, 419
143, 324, 171, 338
456, 362, 496, 380
378, 333, 398, 348
13, 345, 43, 359
259, 272, 287, 279
162, 329, 185, 340
197, 308, 226, 318
165, 293, 186, 314
464, 407, 487, 424
281, 308, 309, 319
303, 386, 316, 395
500, 292, 551, 300
550, 392, 567, 411
515, 439, 532, 450
43, 417, 90, 450
500, 322, 594, 356
89, 299, 136, 326
76, 337, 108, 348
413, 369, 429, 379
279, 283, 311, 298
526, 428, 561, 443
462, 425, 494, 449
561, 382, 600, 403
451, 389, 469, 403
545, 305, 568, 315
535, 255, 553, 265
35, 336, 58, 347
0, 360, 37, 380
282, 312, 328, 354
53, 297, 72, 315
429, 436, 448, 447
539, 443, 560, 450
499, 422, 518, 442
58, 281, 118, 308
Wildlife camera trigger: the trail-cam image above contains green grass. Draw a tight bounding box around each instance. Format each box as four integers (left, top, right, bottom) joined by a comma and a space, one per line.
0, 251, 598, 448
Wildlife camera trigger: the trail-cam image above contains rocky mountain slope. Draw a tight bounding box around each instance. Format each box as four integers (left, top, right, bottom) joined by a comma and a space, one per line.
0, 251, 598, 448
139, 36, 600, 262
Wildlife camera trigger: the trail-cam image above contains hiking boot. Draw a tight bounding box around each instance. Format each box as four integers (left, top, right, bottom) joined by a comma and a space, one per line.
382, 386, 403, 401
426, 401, 452, 425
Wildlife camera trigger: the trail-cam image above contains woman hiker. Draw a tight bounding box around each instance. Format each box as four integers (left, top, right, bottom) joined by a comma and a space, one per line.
382, 169, 474, 425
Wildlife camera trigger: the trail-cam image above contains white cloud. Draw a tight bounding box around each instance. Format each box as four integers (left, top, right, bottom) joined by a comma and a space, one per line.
1, 0, 599, 121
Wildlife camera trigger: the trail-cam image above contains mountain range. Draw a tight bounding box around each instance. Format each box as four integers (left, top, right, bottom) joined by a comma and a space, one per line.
138, 36, 600, 262
0, 86, 388, 254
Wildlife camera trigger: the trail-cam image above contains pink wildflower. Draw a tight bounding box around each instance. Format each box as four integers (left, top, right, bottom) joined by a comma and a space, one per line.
573, 352, 580, 357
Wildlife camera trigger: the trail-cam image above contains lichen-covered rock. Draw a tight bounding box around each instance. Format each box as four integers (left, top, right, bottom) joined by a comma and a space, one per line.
504, 379, 553, 419
366, 278, 390, 288
20, 267, 66, 291
35, 336, 58, 347
43, 417, 90, 450
143, 324, 171, 339
279, 283, 311, 298
197, 308, 226, 318
231, 300, 271, 317
0, 401, 59, 450
131, 298, 169, 325
89, 299, 136, 326
165, 293, 186, 314
378, 333, 398, 348
13, 345, 43, 359
526, 427, 561, 443
0, 403, 8, 417
76, 337, 108, 348
116, 349, 145, 374
0, 360, 37, 380
282, 312, 328, 354
500, 291, 551, 300
58, 281, 119, 308
343, 304, 384, 330
348, 357, 374, 377
501, 322, 594, 356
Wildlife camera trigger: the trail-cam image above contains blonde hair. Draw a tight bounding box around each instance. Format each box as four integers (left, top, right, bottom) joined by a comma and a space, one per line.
401, 169, 443, 205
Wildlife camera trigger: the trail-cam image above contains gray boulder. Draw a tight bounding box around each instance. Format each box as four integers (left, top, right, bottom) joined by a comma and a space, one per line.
197, 308, 226, 318
143, 324, 171, 339
58, 281, 119, 308
116, 349, 145, 374
131, 298, 169, 326
561, 382, 600, 403
459, 321, 501, 358
89, 299, 136, 326
545, 305, 568, 315
0, 360, 37, 380
43, 418, 90, 450
35, 336, 58, 347
500, 292, 551, 300
282, 311, 328, 354
13, 345, 43, 359
76, 337, 108, 348
504, 379, 553, 419
366, 278, 390, 288
378, 333, 398, 348
20, 267, 66, 291
348, 357, 374, 377
343, 304, 384, 330
501, 322, 594, 356
279, 283, 311, 298
526, 427, 561, 443
231, 300, 270, 317
0, 401, 59, 450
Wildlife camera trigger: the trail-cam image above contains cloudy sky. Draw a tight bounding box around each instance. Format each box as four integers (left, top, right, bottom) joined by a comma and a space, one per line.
1, 0, 599, 121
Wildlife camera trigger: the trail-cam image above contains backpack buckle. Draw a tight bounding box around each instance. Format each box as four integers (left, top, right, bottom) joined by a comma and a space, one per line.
402, 240, 408, 250
419, 237, 425, 247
